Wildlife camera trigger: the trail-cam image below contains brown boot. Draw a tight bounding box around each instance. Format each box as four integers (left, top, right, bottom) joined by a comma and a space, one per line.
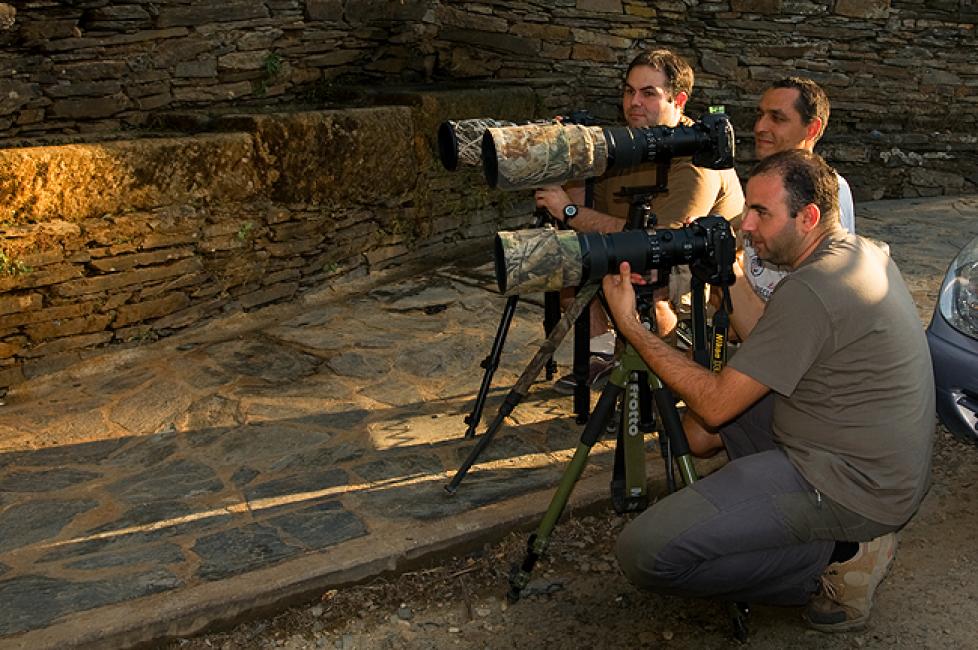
804, 533, 897, 632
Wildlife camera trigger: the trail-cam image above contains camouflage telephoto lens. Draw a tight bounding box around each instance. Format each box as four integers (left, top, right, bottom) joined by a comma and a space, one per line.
480, 113, 735, 190
494, 216, 733, 295
482, 123, 610, 191
438, 118, 518, 171
494, 228, 583, 295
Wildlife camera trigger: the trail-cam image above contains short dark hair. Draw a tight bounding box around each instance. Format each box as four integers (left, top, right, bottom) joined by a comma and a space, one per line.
626, 48, 694, 100
751, 149, 839, 229
770, 77, 831, 140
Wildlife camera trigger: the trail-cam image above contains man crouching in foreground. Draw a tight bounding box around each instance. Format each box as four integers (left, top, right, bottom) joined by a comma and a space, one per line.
603, 149, 934, 631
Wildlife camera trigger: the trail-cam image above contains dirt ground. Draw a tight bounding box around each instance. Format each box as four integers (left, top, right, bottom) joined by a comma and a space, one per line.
165, 423, 978, 650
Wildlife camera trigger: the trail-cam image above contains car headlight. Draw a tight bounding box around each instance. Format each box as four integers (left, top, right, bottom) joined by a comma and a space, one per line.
938, 235, 978, 340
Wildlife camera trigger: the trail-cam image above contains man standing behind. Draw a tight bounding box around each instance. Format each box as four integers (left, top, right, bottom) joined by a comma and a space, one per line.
534, 49, 743, 389
731, 76, 856, 339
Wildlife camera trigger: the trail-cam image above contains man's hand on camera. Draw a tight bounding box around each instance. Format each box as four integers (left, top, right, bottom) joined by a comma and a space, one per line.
602, 262, 646, 336
534, 185, 572, 222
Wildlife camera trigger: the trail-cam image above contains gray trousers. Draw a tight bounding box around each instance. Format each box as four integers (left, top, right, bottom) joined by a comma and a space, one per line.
616, 394, 897, 606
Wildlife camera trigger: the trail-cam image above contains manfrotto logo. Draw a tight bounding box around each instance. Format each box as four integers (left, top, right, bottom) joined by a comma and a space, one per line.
627, 382, 640, 437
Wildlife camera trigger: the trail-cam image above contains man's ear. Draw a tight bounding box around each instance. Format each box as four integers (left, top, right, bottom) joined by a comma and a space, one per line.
673, 91, 689, 111
798, 203, 822, 232
805, 117, 823, 143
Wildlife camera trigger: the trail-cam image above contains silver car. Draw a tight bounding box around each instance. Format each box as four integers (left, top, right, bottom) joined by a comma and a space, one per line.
926, 234, 978, 444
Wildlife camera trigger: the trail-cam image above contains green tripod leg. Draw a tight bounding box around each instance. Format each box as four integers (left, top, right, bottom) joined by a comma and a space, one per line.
507, 335, 702, 600
507, 359, 627, 602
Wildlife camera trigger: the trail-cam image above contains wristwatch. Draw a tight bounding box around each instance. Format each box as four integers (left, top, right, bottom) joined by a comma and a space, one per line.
562, 204, 579, 224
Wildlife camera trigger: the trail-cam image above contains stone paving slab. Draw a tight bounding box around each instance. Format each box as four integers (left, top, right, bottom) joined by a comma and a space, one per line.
1, 197, 977, 649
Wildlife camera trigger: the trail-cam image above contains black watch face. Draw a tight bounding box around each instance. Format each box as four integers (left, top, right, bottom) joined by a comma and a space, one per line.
563, 205, 578, 220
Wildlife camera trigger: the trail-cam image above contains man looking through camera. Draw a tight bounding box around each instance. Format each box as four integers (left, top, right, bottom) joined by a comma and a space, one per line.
604, 149, 933, 631
684, 77, 860, 459
534, 49, 743, 391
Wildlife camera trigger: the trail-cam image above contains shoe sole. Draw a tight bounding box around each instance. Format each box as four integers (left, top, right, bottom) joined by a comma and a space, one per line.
804, 615, 869, 633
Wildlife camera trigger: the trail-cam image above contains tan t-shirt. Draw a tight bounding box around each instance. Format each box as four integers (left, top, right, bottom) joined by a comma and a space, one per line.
729, 232, 934, 526
593, 158, 744, 228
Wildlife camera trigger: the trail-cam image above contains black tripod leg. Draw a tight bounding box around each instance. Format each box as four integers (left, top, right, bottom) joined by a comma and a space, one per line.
508, 379, 623, 602
543, 290, 561, 380
572, 296, 591, 423
691, 276, 710, 368
447, 391, 519, 495
463, 294, 518, 439
730, 602, 750, 642
652, 385, 698, 486
446, 285, 599, 493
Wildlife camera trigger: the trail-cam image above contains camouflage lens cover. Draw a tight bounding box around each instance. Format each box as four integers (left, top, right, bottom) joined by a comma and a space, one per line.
440, 118, 517, 170
494, 227, 583, 295
486, 123, 609, 191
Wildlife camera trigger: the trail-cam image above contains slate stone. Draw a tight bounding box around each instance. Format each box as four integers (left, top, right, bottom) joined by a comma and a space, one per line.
208, 339, 321, 383
302, 404, 371, 431
265, 501, 367, 551
177, 394, 242, 432
95, 497, 233, 539
244, 468, 349, 502
168, 358, 234, 389
384, 284, 462, 312
192, 524, 302, 581
64, 542, 185, 571
0, 438, 125, 469
368, 311, 448, 334
109, 458, 224, 503
453, 435, 540, 465
183, 426, 228, 448
209, 424, 328, 468
0, 570, 181, 636
359, 467, 558, 520
325, 351, 391, 379
352, 333, 397, 350
353, 454, 444, 483
395, 338, 481, 377
278, 442, 364, 471
0, 467, 101, 493
357, 377, 425, 406
107, 379, 194, 434
232, 466, 261, 487
267, 325, 352, 352
103, 432, 178, 468
94, 368, 156, 393
0, 499, 100, 553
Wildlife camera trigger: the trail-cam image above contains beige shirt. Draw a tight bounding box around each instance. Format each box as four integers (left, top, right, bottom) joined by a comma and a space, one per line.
729, 232, 934, 525
593, 158, 744, 228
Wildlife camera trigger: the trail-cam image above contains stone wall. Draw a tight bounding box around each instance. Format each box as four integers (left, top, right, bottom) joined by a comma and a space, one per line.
2, 1, 978, 385
1, 1, 977, 198
0, 88, 537, 388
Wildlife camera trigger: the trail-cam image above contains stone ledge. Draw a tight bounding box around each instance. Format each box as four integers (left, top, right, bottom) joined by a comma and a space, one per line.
0, 134, 263, 225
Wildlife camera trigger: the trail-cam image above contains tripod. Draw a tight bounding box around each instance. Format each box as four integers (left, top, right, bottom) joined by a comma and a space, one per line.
505, 275, 750, 641
462, 208, 562, 440
461, 181, 599, 440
